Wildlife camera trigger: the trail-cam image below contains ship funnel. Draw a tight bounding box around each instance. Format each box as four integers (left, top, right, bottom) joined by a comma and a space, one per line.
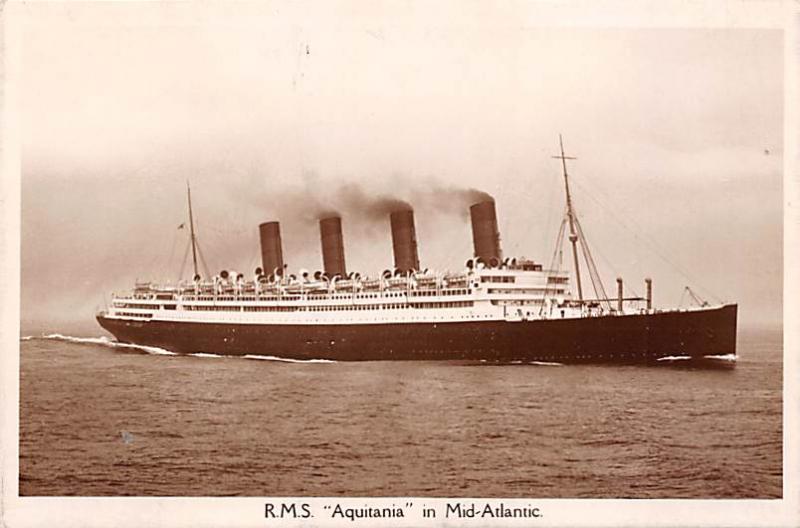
469, 199, 502, 263
319, 216, 347, 278
389, 209, 420, 273
259, 222, 284, 276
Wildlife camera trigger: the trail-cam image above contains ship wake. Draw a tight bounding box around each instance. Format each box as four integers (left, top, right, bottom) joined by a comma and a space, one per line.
24, 333, 178, 356
243, 354, 336, 364
21, 334, 336, 363
703, 354, 737, 362
528, 360, 565, 366
657, 354, 738, 363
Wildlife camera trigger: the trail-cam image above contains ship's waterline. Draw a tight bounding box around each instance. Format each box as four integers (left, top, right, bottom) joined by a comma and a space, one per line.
97, 304, 737, 363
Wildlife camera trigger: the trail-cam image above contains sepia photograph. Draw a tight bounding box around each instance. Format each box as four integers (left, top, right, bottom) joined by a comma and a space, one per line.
2, 1, 796, 526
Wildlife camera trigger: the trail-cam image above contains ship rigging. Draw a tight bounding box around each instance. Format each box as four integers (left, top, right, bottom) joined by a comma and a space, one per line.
543, 135, 619, 313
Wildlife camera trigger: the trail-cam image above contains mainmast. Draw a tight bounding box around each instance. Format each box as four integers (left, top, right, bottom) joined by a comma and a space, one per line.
187, 181, 199, 279
552, 134, 583, 303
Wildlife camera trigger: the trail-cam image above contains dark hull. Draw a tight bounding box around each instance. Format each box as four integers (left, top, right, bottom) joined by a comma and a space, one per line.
96, 304, 737, 364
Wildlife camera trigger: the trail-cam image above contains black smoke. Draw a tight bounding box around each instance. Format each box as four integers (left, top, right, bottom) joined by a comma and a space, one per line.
231, 172, 491, 225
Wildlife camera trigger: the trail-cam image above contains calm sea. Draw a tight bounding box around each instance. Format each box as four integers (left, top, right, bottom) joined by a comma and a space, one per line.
18, 328, 782, 498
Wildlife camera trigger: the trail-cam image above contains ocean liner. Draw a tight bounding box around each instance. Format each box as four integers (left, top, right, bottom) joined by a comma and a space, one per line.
97, 138, 737, 364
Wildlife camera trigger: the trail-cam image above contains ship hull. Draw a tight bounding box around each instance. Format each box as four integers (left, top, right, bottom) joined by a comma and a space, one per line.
96, 304, 737, 364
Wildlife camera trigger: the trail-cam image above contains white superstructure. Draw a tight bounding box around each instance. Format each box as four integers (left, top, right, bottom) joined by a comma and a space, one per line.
103, 259, 602, 326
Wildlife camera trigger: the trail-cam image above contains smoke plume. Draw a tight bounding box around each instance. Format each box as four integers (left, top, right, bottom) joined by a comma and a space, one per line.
332, 183, 413, 220
232, 174, 489, 225
409, 185, 495, 219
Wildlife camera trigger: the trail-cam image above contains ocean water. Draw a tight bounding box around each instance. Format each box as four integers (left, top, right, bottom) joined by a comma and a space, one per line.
18, 329, 782, 497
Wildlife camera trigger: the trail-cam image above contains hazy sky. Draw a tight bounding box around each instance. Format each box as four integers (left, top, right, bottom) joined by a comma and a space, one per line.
18, 4, 783, 331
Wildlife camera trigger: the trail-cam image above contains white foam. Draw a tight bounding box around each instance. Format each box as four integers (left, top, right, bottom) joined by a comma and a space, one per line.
529, 360, 564, 366
656, 355, 692, 361
42, 333, 113, 345
26, 334, 336, 361
242, 354, 335, 364
34, 333, 177, 356
703, 353, 738, 362
104, 342, 178, 356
